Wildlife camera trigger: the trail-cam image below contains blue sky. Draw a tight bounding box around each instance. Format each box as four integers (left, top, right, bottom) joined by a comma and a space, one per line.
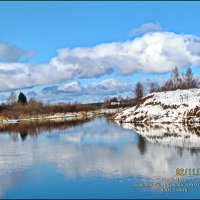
0, 1, 200, 103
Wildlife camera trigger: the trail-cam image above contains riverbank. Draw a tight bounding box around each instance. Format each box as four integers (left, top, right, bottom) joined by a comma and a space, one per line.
0, 108, 120, 124
113, 88, 200, 125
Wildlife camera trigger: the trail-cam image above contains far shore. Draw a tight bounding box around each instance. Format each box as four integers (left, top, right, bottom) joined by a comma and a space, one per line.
0, 108, 120, 124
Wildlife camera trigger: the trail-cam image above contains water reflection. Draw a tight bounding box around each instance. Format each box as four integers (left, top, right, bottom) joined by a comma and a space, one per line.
0, 118, 92, 141
0, 118, 200, 198
121, 122, 200, 150
19, 130, 28, 141
137, 135, 147, 155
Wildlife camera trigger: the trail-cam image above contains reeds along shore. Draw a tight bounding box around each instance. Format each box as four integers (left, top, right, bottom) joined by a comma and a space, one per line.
0, 100, 97, 120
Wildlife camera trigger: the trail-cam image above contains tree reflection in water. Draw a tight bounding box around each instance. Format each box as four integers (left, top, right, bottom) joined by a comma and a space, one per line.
121, 122, 200, 156
19, 130, 28, 141
137, 135, 147, 155
0, 118, 92, 141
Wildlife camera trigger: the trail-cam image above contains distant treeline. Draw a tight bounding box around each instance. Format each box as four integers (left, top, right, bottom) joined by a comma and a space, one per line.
0, 97, 97, 119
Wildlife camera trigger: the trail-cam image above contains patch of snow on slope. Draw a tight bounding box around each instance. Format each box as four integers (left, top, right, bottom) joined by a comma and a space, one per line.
115, 88, 200, 123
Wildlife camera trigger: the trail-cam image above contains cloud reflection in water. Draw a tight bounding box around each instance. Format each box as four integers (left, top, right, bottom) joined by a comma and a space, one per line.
0, 118, 200, 197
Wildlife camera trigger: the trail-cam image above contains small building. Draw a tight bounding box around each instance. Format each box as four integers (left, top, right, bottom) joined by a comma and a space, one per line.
110, 101, 120, 106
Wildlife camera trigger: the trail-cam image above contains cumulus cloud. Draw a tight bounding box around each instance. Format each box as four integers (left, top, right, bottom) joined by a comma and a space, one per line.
88, 79, 132, 95
1, 32, 200, 92
129, 22, 163, 36
0, 42, 36, 62
49, 31, 200, 75
36, 79, 132, 103
58, 81, 82, 93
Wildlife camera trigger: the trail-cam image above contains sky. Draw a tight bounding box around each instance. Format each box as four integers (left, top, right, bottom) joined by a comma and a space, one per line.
0, 1, 200, 103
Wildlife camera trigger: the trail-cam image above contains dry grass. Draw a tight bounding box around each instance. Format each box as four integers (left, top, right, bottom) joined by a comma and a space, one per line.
0, 99, 96, 120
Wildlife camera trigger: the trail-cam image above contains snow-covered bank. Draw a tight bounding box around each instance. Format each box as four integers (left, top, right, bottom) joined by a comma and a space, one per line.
114, 88, 200, 124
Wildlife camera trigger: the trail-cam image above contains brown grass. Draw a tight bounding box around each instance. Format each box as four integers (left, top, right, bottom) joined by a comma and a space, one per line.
0, 99, 96, 120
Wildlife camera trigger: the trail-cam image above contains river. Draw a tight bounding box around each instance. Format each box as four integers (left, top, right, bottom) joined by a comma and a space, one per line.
0, 117, 200, 198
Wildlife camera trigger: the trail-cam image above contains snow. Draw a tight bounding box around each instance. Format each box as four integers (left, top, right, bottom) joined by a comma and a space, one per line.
115, 88, 200, 124
118, 122, 200, 149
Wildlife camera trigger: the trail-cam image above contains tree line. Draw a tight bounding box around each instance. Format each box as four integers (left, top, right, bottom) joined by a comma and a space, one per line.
135, 66, 199, 99
0, 92, 96, 119
7, 92, 27, 105
102, 66, 199, 108
149, 66, 199, 93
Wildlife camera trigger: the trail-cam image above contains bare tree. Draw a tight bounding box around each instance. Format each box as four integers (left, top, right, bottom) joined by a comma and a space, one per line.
179, 72, 186, 89
185, 66, 193, 87
117, 95, 123, 102
134, 82, 144, 99
7, 91, 17, 105
171, 66, 181, 89
163, 79, 174, 91
102, 96, 111, 108
149, 82, 159, 93
185, 66, 198, 88
149, 66, 199, 93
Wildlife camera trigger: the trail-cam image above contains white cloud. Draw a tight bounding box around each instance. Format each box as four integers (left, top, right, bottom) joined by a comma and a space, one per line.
58, 81, 82, 93
50, 31, 200, 75
129, 22, 163, 36
37, 79, 132, 103
88, 79, 132, 95
0, 42, 36, 62
1, 32, 200, 92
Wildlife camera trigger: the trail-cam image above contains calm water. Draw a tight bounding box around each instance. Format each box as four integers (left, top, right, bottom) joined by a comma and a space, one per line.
0, 117, 200, 199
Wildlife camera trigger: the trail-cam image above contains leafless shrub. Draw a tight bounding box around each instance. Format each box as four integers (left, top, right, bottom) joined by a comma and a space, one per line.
0, 99, 96, 119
